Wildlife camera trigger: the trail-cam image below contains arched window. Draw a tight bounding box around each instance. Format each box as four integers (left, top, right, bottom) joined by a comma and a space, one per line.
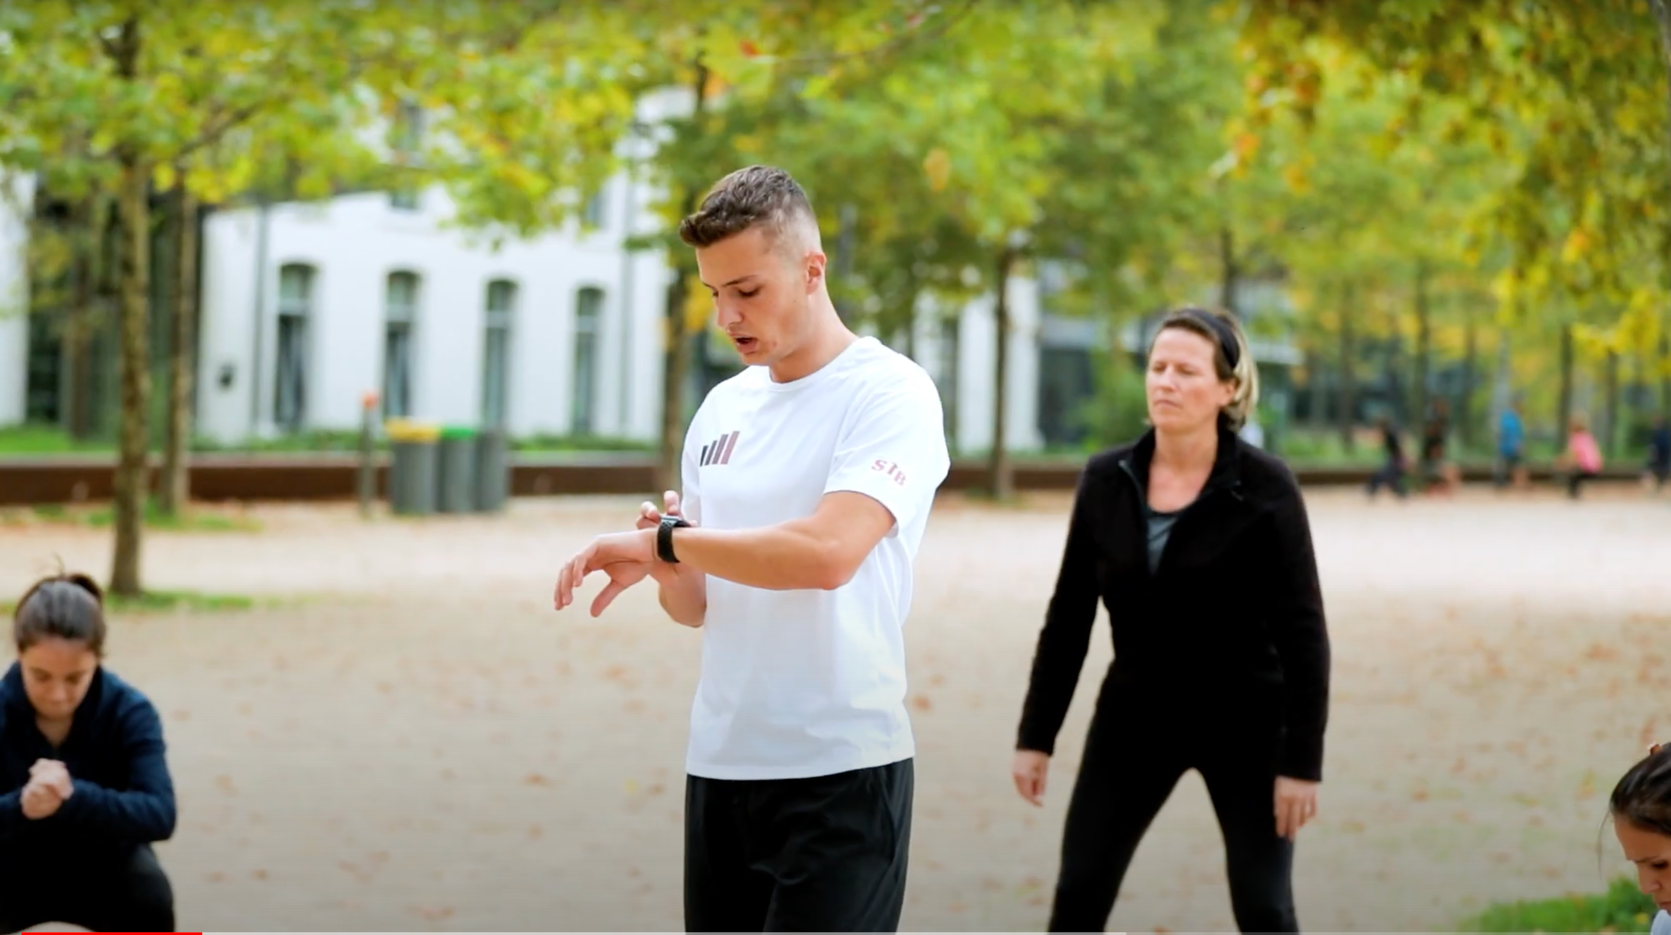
383, 271, 420, 418
482, 279, 516, 429
572, 287, 604, 435
274, 264, 314, 433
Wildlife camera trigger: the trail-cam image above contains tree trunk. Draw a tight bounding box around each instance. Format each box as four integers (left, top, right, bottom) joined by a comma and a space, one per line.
1460, 302, 1477, 447
1337, 296, 1356, 451
657, 271, 693, 496
987, 246, 1017, 500
159, 178, 198, 516
654, 58, 709, 497
1219, 224, 1237, 315
108, 17, 149, 598
65, 195, 98, 441
1306, 350, 1326, 427
1558, 321, 1575, 444
1649, 0, 1671, 418
1606, 348, 1621, 457
1661, 332, 1670, 418
1413, 258, 1431, 436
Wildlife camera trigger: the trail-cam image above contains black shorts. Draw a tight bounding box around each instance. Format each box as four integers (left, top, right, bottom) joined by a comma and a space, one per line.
684, 757, 914, 932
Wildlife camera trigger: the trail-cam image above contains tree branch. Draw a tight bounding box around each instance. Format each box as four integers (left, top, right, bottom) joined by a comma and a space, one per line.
775, 0, 981, 72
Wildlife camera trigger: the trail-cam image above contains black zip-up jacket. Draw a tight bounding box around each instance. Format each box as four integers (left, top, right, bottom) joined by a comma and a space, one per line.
1016, 420, 1331, 781
0, 662, 176, 860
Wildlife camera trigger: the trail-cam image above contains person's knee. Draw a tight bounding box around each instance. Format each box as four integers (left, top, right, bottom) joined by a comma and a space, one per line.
121, 848, 176, 930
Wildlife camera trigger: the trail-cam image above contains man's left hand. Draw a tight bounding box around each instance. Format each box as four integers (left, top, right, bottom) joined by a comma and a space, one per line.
553, 528, 657, 616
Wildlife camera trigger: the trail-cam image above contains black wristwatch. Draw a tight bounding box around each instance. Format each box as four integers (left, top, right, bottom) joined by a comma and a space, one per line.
657, 513, 691, 563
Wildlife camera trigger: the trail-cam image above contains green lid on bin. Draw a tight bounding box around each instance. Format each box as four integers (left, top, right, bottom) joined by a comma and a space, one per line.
440, 425, 479, 440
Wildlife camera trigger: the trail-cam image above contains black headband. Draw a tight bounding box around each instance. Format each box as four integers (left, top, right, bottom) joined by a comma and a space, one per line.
1177, 308, 1241, 369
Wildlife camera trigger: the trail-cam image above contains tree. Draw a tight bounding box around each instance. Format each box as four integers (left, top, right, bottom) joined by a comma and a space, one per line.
607, 0, 986, 493
0, 1, 445, 594
1240, 0, 1671, 431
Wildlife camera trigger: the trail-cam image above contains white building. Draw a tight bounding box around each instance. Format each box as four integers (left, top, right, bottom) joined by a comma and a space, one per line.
0, 162, 1054, 458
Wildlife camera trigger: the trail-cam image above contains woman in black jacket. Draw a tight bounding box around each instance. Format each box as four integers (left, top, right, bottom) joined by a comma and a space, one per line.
1012, 306, 1330, 933
0, 572, 178, 932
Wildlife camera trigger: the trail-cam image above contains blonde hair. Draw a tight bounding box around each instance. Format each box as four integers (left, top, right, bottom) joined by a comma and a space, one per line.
1152, 306, 1260, 431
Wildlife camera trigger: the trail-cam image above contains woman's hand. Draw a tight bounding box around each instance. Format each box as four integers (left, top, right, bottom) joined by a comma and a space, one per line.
1274, 775, 1318, 840
20, 760, 72, 820
1012, 749, 1051, 806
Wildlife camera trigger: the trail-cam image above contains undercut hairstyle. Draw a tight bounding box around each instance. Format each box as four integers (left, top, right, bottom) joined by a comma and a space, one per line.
1152, 305, 1260, 431
13, 571, 107, 657
678, 165, 819, 256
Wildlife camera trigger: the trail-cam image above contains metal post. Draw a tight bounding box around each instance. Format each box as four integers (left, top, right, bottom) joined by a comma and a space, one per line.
358, 390, 378, 517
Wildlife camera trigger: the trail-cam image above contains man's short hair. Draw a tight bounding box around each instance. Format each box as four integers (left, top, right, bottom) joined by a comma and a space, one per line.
678, 165, 818, 253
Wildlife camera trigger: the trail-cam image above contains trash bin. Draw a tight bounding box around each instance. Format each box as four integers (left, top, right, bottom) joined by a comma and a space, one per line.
435, 425, 479, 514
386, 419, 440, 516
474, 427, 510, 513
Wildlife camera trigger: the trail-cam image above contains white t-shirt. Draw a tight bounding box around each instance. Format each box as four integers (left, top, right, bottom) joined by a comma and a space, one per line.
676, 336, 951, 780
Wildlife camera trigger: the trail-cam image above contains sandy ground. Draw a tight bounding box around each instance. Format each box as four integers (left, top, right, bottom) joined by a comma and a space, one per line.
0, 483, 1668, 932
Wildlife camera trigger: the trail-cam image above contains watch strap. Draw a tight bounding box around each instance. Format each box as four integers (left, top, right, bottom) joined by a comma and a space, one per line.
657, 514, 690, 563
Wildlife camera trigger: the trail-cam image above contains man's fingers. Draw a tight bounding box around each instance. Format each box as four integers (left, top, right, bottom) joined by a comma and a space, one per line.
591, 580, 626, 618
664, 490, 680, 515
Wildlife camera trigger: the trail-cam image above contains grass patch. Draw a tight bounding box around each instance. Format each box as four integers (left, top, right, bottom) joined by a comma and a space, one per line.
0, 589, 259, 616
0, 424, 115, 455
25, 500, 262, 533
1457, 876, 1658, 932
81, 501, 261, 533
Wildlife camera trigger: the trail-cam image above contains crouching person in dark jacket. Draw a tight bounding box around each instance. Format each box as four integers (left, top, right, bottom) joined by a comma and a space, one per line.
0, 572, 177, 933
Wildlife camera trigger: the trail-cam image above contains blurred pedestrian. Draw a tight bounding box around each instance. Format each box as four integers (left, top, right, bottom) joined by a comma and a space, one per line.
1562, 415, 1603, 500
1421, 398, 1459, 495
1644, 414, 1670, 495
1366, 415, 1407, 500
1496, 397, 1529, 491
0, 572, 177, 933
551, 165, 950, 932
1011, 306, 1330, 933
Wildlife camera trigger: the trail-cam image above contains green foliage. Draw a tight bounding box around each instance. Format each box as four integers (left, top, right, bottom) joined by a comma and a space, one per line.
1077, 352, 1152, 451
1456, 876, 1658, 933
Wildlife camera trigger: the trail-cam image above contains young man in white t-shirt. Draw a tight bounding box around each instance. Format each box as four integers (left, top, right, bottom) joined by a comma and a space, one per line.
552, 165, 950, 931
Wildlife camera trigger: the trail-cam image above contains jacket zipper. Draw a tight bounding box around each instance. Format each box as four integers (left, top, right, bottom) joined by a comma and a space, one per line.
1120, 458, 1238, 577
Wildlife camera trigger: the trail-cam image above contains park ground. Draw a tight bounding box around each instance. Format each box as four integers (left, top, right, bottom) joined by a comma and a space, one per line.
0, 482, 1668, 931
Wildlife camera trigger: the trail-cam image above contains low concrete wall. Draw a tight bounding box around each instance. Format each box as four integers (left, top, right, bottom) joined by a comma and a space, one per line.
0, 453, 1645, 507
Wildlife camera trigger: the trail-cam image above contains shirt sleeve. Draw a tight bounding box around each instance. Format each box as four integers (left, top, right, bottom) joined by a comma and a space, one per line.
823, 371, 950, 536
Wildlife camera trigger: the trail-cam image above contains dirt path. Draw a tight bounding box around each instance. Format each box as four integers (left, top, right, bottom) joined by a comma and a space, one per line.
0, 487, 1667, 931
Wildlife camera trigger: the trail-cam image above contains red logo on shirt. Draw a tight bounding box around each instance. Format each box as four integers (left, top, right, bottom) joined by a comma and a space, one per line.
873, 459, 907, 485
701, 431, 741, 467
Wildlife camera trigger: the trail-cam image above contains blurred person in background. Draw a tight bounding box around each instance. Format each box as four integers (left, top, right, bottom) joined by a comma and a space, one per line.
0, 573, 177, 933
1010, 306, 1331, 934
1562, 415, 1603, 500
1495, 397, 1529, 491
1644, 414, 1670, 495
1365, 415, 1407, 500
1421, 398, 1459, 495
